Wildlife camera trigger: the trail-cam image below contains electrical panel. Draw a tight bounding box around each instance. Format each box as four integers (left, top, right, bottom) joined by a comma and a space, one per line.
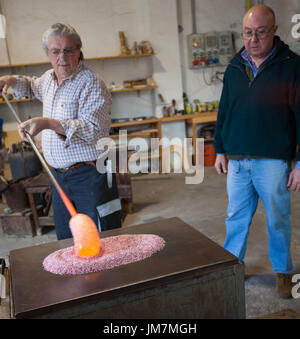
187, 31, 235, 69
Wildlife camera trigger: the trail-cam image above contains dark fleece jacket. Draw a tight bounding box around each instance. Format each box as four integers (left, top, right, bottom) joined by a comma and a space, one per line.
214, 36, 300, 161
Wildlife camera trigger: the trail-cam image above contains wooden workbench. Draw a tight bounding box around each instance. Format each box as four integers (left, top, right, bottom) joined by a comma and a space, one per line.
111, 111, 218, 138
110, 111, 218, 166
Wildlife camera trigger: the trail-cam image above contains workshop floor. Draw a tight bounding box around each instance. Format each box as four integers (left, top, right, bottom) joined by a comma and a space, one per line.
0, 167, 300, 319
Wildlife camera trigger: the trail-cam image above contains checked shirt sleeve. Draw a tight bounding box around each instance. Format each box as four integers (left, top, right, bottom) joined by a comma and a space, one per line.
59, 76, 111, 147
13, 73, 47, 102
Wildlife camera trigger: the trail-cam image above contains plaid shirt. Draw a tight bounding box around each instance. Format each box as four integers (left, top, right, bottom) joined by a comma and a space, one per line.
13, 62, 111, 169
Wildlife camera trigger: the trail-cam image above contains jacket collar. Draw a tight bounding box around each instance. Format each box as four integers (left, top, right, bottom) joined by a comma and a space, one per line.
231, 36, 291, 66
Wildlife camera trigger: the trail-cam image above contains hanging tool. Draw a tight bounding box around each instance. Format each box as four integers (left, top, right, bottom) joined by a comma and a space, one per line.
1, 92, 100, 257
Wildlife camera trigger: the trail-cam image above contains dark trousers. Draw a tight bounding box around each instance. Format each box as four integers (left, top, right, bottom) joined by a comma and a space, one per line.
52, 164, 122, 240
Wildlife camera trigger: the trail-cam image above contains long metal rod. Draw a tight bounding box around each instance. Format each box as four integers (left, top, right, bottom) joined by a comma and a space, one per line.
2, 92, 77, 217
191, 0, 197, 34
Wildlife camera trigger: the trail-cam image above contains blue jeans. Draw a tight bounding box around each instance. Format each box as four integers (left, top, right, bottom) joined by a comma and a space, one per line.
52, 164, 122, 240
224, 158, 293, 273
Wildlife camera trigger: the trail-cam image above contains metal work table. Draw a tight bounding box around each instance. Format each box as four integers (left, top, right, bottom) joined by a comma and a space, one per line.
9, 217, 245, 319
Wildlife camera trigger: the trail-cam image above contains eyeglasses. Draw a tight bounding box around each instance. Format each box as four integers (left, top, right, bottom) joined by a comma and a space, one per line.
48, 48, 77, 57
241, 25, 274, 40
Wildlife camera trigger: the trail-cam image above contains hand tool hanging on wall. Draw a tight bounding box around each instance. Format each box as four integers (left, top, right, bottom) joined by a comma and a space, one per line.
1, 93, 100, 257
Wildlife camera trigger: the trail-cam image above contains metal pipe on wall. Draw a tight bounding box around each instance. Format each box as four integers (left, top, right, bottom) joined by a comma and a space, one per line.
191, 0, 197, 34
0, 0, 11, 65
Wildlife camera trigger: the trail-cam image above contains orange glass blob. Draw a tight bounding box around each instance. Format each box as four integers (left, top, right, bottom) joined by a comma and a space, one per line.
69, 214, 101, 257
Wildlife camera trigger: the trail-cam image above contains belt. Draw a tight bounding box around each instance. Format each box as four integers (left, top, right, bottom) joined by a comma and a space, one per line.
56, 161, 96, 173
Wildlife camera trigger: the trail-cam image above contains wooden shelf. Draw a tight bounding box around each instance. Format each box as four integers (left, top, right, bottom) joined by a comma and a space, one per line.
0, 85, 158, 105
0, 53, 155, 69
110, 112, 217, 129
0, 61, 50, 69
110, 85, 157, 93
110, 128, 159, 140
0, 98, 32, 105
0, 84, 158, 105
86, 53, 155, 62
111, 118, 160, 128
161, 111, 218, 123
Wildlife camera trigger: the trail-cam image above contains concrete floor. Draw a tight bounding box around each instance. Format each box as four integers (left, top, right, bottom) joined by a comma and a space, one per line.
0, 167, 300, 318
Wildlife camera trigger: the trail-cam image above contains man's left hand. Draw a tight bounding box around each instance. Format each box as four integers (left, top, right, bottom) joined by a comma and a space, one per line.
18, 117, 65, 141
287, 168, 300, 191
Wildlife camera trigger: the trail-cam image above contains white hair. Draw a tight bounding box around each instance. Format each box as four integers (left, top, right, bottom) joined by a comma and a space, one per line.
42, 23, 83, 60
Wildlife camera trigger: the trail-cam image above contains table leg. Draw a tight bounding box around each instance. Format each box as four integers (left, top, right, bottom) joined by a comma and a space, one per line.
157, 121, 162, 171
185, 120, 190, 138
192, 121, 198, 166
27, 192, 41, 236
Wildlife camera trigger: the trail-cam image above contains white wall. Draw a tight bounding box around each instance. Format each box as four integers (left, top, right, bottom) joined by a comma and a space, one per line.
1, 0, 148, 63
177, 0, 300, 104
0, 0, 299, 135
0, 0, 182, 130
178, 0, 244, 103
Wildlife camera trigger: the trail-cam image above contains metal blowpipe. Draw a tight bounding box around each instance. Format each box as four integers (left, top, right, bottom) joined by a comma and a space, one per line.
1, 92, 77, 217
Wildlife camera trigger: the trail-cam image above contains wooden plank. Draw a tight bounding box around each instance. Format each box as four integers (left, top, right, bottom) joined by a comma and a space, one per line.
0, 98, 31, 105
127, 128, 158, 137
38, 216, 54, 227
110, 85, 157, 93
110, 129, 159, 140
191, 111, 218, 124
86, 53, 155, 61
161, 111, 217, 122
0, 85, 157, 104
2, 130, 22, 148
111, 118, 159, 128
0, 53, 155, 69
257, 309, 300, 319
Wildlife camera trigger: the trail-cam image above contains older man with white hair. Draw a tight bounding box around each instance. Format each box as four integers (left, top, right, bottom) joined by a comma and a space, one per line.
0, 23, 122, 240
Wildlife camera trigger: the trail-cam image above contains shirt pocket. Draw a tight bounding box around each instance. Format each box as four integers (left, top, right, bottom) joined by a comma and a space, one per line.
55, 100, 78, 120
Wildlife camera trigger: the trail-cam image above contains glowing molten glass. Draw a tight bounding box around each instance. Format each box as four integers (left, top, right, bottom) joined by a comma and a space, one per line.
69, 214, 101, 257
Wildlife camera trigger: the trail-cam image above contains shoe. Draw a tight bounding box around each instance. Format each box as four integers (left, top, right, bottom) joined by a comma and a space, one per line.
276, 273, 294, 299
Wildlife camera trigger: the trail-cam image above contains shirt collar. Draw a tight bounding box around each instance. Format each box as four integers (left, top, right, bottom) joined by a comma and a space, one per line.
241, 41, 277, 69
50, 61, 84, 83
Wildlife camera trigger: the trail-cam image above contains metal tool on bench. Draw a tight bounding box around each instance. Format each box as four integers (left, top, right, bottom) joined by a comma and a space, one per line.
1, 92, 100, 257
